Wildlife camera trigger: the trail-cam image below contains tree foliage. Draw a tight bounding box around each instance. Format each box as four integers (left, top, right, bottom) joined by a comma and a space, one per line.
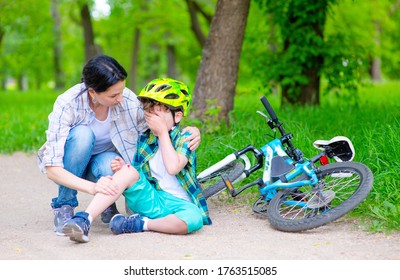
250, 0, 400, 105
1, 0, 54, 89
0, 0, 399, 112
253, 0, 337, 105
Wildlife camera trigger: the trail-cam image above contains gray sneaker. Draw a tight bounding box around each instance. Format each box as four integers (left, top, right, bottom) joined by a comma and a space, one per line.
53, 205, 74, 236
62, 211, 91, 243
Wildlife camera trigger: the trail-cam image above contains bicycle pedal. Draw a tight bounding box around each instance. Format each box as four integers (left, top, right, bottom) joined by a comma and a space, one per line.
221, 175, 235, 194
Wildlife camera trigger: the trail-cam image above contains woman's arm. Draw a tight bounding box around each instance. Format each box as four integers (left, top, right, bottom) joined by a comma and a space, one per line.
46, 166, 119, 196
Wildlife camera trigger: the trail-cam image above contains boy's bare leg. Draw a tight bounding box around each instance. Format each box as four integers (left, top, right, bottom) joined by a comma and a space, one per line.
147, 215, 188, 234
86, 165, 139, 219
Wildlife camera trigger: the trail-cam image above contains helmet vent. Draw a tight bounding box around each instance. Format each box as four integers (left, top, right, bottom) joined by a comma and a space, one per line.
156, 84, 172, 92
165, 93, 180, 99
181, 89, 189, 96
146, 83, 156, 91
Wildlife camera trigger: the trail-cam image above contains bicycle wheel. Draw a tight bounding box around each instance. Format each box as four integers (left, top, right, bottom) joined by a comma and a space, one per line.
267, 161, 373, 232
198, 161, 245, 199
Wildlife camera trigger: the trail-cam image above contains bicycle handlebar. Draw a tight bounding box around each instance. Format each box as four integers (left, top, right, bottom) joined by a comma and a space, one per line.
260, 96, 304, 162
260, 96, 278, 122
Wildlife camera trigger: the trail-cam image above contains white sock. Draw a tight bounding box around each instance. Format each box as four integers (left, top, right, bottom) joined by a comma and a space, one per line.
142, 217, 150, 231
88, 214, 93, 224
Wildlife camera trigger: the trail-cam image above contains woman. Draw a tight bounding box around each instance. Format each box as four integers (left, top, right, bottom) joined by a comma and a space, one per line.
37, 55, 200, 235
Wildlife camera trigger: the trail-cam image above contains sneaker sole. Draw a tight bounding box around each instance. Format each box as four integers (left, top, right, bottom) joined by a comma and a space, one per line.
101, 218, 111, 225
55, 231, 66, 237
62, 223, 89, 243
53, 226, 67, 236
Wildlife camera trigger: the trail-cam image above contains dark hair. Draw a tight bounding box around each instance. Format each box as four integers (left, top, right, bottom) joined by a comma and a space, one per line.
81, 55, 127, 93
140, 98, 171, 113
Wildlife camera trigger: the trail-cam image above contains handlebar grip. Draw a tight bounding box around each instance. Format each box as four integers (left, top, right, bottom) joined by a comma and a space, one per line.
260, 96, 278, 122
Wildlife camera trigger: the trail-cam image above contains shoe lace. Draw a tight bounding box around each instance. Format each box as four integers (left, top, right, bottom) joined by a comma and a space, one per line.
123, 215, 142, 233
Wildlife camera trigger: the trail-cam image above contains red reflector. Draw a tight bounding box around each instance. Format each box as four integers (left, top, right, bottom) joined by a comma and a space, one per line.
320, 155, 329, 165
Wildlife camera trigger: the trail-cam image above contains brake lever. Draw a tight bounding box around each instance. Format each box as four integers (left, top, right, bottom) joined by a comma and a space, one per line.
256, 110, 269, 120
257, 110, 276, 131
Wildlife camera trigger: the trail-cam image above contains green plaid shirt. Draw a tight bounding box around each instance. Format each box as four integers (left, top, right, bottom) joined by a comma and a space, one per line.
133, 126, 212, 225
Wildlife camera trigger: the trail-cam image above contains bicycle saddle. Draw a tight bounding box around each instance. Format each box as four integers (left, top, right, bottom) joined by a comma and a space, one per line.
313, 136, 355, 162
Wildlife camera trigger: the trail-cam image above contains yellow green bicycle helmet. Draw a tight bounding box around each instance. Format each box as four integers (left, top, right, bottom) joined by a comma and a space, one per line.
138, 78, 192, 116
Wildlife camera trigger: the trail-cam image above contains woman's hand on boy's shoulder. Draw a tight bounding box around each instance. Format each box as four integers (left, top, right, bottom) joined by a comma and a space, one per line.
182, 126, 201, 151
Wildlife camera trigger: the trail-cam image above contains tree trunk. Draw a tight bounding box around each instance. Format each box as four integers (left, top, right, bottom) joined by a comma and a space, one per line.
51, 0, 65, 90
192, 0, 250, 122
370, 58, 382, 82
370, 20, 382, 82
129, 28, 140, 93
81, 3, 101, 62
281, 59, 322, 106
281, 0, 327, 106
167, 44, 176, 78
17, 74, 24, 91
0, 25, 5, 90
0, 25, 4, 46
298, 68, 320, 104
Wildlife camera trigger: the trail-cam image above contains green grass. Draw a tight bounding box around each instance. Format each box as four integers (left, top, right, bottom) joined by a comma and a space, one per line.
0, 90, 58, 153
1, 82, 399, 232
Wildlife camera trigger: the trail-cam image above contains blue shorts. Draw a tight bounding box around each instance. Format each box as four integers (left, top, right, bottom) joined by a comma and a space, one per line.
123, 170, 203, 233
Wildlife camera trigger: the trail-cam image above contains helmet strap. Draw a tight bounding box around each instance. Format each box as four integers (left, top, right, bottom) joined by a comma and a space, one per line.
171, 110, 177, 126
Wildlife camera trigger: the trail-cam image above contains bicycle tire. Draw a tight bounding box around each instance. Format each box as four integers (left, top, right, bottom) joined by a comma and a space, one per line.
198, 161, 245, 199
267, 161, 373, 232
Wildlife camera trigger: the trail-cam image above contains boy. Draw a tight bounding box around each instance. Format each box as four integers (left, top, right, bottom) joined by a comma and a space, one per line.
62, 78, 211, 242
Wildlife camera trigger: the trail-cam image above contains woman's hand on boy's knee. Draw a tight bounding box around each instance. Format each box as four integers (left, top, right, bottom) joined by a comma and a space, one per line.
95, 175, 119, 196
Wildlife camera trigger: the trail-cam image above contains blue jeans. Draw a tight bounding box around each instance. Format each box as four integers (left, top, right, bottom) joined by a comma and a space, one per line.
51, 125, 120, 209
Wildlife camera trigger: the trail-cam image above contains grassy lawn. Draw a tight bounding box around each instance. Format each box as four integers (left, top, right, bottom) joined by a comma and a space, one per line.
1, 82, 399, 232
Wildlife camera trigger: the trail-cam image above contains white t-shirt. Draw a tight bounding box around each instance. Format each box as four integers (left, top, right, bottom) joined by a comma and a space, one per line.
89, 109, 114, 155
149, 146, 191, 202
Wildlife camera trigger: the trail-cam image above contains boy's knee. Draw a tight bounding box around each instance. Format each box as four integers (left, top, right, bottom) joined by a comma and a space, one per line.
120, 165, 140, 182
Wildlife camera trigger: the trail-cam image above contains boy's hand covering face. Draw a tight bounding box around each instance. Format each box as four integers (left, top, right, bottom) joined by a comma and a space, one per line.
144, 105, 170, 137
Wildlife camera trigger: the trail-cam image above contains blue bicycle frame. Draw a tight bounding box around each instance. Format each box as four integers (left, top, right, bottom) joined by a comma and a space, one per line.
258, 138, 318, 205
215, 137, 318, 204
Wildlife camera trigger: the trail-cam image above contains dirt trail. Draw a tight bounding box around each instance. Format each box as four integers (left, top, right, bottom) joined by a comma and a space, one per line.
1, 152, 399, 260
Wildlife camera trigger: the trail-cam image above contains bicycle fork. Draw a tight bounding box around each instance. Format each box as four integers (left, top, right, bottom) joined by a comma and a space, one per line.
221, 145, 265, 197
